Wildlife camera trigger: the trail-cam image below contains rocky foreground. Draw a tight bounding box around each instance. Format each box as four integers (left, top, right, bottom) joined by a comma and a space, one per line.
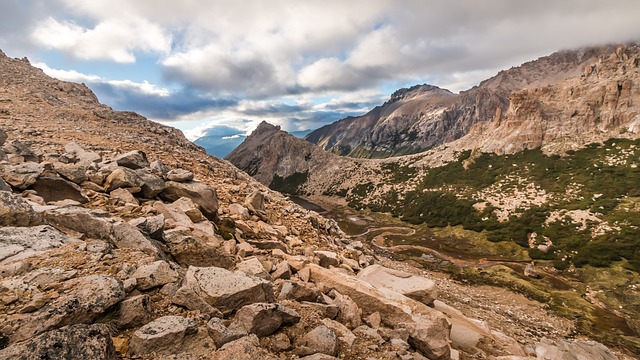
0, 51, 630, 359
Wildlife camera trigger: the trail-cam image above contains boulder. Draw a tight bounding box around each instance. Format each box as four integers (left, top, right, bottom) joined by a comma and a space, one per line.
43, 206, 113, 240
111, 222, 163, 258
172, 283, 223, 317
308, 264, 451, 360
214, 334, 278, 360
0, 190, 42, 226
135, 169, 165, 198
0, 225, 79, 263
160, 181, 219, 220
30, 173, 90, 204
178, 266, 274, 314
357, 264, 437, 306
132, 261, 178, 290
228, 203, 250, 220
150, 160, 170, 176
54, 162, 88, 184
295, 325, 338, 357
206, 317, 246, 348
229, 303, 300, 337
163, 227, 233, 268
1, 162, 43, 189
0, 324, 116, 360
235, 257, 271, 279
271, 260, 292, 280
114, 150, 149, 169
104, 167, 141, 192
314, 251, 340, 268
245, 190, 266, 214
129, 214, 165, 240
10, 275, 125, 342
331, 290, 362, 329
109, 188, 139, 205
3, 140, 39, 162
64, 142, 102, 163
166, 169, 194, 182
535, 338, 618, 360
128, 316, 197, 356
116, 295, 152, 329
278, 280, 323, 302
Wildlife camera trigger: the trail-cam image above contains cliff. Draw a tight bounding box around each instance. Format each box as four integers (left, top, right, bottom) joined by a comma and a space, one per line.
305, 44, 625, 158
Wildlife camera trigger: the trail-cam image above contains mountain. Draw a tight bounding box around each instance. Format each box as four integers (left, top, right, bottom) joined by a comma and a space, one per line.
305, 44, 625, 158
2, 48, 615, 359
196, 127, 314, 158
226, 44, 640, 354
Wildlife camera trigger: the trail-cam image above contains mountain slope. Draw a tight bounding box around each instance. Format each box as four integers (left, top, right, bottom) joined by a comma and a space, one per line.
306, 44, 623, 158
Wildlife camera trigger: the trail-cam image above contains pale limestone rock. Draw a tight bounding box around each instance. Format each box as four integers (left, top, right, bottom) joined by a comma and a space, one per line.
235, 257, 270, 279
178, 266, 274, 315
166, 169, 194, 182
0, 225, 78, 263
109, 188, 139, 205
357, 264, 437, 306
271, 260, 291, 280
278, 280, 322, 302
128, 316, 197, 356
132, 261, 178, 290
64, 142, 102, 163
104, 167, 141, 192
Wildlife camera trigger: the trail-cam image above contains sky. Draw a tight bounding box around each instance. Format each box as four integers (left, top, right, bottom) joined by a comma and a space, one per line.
1, 0, 639, 143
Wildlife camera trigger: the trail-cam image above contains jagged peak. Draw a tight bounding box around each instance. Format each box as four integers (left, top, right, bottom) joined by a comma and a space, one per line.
251, 121, 281, 136
385, 84, 449, 105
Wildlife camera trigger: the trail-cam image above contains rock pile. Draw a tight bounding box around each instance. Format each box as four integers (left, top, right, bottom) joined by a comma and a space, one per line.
0, 50, 624, 359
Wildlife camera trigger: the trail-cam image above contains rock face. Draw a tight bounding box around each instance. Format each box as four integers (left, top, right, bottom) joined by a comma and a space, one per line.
128, 316, 197, 356
304, 45, 623, 158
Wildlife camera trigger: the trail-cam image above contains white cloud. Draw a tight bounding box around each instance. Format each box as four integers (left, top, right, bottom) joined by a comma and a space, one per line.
33, 62, 171, 96
31, 16, 171, 63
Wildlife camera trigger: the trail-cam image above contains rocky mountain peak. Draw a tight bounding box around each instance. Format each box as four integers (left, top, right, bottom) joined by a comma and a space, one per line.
252, 120, 281, 135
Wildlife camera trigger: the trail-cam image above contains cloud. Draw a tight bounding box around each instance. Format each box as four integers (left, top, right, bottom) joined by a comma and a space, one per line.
34, 62, 237, 120
31, 15, 171, 63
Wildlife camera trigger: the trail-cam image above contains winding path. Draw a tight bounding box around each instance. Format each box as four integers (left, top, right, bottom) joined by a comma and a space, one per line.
350, 226, 509, 268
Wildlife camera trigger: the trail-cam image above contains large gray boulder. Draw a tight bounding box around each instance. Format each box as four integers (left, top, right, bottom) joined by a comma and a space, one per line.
160, 181, 219, 220
229, 303, 300, 337
114, 150, 149, 169
9, 275, 125, 342
128, 316, 197, 356
177, 266, 274, 315
357, 264, 437, 306
0, 225, 79, 263
0, 324, 116, 360
64, 142, 102, 163
0, 190, 42, 226
54, 162, 89, 184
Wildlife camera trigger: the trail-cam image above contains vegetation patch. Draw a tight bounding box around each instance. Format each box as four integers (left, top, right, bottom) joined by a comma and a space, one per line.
269, 171, 309, 195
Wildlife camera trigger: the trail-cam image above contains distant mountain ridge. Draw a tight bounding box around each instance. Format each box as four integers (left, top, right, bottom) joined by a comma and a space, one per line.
305, 44, 625, 158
